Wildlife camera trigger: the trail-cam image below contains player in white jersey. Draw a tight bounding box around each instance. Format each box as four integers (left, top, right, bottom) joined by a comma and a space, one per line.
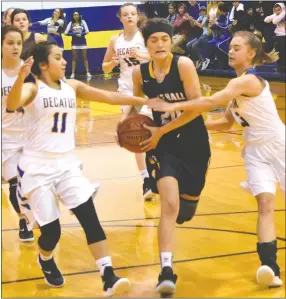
1, 25, 34, 242
6, 41, 150, 295
102, 3, 155, 200
148, 31, 284, 288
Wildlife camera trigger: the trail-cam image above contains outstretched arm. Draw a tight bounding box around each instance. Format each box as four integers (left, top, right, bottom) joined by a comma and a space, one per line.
148, 75, 261, 113
67, 79, 148, 106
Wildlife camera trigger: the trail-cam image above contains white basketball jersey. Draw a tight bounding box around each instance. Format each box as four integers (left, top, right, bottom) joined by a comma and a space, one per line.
23, 80, 77, 154
230, 80, 285, 144
1, 66, 27, 150
114, 30, 148, 93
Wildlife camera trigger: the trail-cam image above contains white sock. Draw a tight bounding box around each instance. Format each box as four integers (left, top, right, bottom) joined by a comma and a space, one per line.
96, 256, 112, 276
40, 253, 53, 261
140, 169, 149, 180
160, 252, 173, 269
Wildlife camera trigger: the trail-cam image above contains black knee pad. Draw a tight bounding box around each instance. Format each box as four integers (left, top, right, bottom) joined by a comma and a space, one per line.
8, 177, 21, 214
38, 219, 61, 251
176, 198, 198, 225
71, 197, 106, 245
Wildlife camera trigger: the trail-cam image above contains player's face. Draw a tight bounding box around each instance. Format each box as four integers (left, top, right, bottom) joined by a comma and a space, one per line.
1, 31, 23, 60
147, 32, 172, 60
4, 8, 14, 25
44, 46, 67, 80
228, 36, 255, 69
120, 5, 138, 28
13, 13, 29, 33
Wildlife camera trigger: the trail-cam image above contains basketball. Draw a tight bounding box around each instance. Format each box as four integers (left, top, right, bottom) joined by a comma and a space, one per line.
117, 114, 156, 153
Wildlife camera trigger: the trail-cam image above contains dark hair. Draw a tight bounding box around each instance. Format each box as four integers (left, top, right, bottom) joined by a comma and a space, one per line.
234, 31, 278, 65
142, 18, 173, 45
1, 25, 23, 46
168, 4, 175, 9
218, 3, 228, 13
71, 11, 82, 24
3, 7, 14, 24
274, 4, 282, 9
53, 8, 67, 34
117, 3, 146, 28
28, 41, 56, 76
177, 3, 187, 14
11, 8, 31, 24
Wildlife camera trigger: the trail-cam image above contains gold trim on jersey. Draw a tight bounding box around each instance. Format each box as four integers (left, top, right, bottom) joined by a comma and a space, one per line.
148, 53, 173, 79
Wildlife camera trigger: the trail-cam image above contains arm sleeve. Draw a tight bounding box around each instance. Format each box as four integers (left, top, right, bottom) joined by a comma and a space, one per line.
82, 20, 89, 34
38, 18, 50, 25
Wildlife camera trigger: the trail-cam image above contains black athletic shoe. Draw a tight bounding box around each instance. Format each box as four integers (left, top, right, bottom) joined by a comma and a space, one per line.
156, 266, 177, 295
19, 218, 34, 242
143, 178, 155, 201
102, 266, 130, 297
37, 255, 65, 287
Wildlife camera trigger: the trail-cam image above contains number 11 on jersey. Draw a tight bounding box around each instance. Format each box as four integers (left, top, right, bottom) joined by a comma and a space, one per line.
52, 112, 68, 133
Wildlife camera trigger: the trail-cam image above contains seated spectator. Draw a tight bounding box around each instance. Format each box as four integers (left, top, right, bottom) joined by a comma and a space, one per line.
264, 2, 285, 72
228, 1, 245, 33
166, 3, 177, 25
186, 6, 210, 70
207, 0, 221, 43
238, 5, 256, 32
171, 3, 190, 54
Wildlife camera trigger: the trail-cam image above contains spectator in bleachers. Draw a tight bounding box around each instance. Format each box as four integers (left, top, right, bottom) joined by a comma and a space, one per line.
65, 11, 91, 79
188, 1, 200, 19
207, 0, 221, 43
171, 3, 190, 54
228, 1, 245, 33
34, 8, 67, 50
187, 6, 210, 70
2, 7, 14, 26
264, 2, 285, 72
166, 3, 177, 25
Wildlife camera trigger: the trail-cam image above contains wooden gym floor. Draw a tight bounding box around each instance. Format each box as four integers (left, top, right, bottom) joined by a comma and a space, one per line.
1, 75, 285, 298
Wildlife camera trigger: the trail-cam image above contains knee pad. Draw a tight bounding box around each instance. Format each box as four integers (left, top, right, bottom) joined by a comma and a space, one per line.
71, 198, 106, 245
38, 219, 61, 251
176, 198, 198, 225
8, 177, 21, 214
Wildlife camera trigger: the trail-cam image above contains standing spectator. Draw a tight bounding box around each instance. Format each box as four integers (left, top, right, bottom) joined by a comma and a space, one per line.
166, 3, 177, 25
264, 3, 285, 72
228, 1, 245, 33
34, 8, 67, 50
2, 7, 14, 26
188, 1, 200, 19
65, 11, 91, 79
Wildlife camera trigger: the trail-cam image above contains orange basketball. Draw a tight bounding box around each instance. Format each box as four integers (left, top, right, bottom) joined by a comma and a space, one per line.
117, 114, 156, 153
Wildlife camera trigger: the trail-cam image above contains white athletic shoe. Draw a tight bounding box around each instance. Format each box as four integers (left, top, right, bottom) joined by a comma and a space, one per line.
256, 265, 283, 288
70, 73, 75, 79
86, 72, 92, 80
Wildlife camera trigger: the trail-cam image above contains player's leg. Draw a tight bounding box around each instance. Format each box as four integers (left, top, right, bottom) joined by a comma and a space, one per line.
56, 167, 130, 296
27, 184, 64, 287
244, 147, 282, 288
156, 176, 179, 295
81, 48, 92, 79
70, 49, 77, 79
2, 150, 34, 241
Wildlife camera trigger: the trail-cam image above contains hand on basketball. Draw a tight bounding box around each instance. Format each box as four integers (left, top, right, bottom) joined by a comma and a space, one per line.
18, 56, 34, 81
140, 125, 162, 151
148, 98, 176, 113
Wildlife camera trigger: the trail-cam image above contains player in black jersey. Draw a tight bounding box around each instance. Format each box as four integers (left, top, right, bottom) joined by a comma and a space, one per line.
132, 18, 211, 295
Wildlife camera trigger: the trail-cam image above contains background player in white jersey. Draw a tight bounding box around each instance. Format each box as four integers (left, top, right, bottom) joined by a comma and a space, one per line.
6, 41, 150, 295
102, 3, 154, 200
1, 25, 34, 242
149, 31, 285, 288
